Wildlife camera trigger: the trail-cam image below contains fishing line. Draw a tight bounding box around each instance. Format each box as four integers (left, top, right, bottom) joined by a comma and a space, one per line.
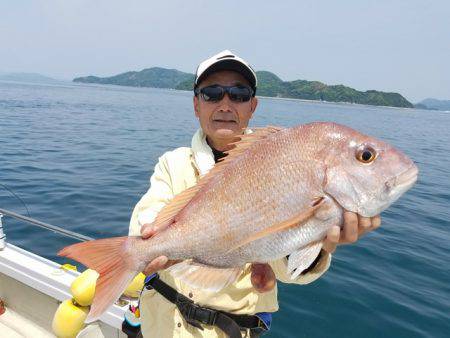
0, 183, 92, 242
0, 182, 31, 217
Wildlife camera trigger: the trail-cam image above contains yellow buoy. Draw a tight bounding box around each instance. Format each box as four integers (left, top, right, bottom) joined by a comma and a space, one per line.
124, 272, 146, 298
70, 269, 99, 306
52, 299, 89, 338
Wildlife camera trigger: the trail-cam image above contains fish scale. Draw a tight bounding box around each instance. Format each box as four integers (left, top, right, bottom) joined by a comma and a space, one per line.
155, 128, 335, 266
59, 122, 418, 322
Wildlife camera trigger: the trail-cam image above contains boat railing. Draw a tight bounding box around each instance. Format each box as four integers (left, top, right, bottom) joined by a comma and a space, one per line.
0, 208, 127, 329
0, 207, 93, 250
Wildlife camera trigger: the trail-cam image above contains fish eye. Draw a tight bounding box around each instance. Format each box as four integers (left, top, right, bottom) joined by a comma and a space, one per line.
356, 146, 377, 164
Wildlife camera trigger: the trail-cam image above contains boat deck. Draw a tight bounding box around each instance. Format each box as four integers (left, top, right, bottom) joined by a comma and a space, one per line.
0, 301, 54, 337
0, 243, 128, 337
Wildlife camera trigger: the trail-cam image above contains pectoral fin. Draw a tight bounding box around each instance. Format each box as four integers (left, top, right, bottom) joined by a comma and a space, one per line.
167, 260, 242, 292
287, 241, 323, 280
228, 197, 326, 252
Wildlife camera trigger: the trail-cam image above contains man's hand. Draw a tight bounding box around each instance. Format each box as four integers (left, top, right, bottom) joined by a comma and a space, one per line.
250, 212, 382, 293
251, 263, 276, 293
141, 223, 179, 275
322, 211, 381, 254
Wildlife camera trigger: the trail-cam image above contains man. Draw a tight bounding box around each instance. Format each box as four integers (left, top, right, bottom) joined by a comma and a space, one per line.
129, 50, 381, 337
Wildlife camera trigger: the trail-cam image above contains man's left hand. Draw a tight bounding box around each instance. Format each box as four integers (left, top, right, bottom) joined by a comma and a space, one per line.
322, 211, 381, 254
251, 211, 381, 293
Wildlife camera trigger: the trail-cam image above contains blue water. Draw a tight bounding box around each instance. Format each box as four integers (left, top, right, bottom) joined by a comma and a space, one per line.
1, 81, 449, 337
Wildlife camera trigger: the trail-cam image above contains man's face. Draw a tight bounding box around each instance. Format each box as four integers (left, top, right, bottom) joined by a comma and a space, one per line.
194, 70, 258, 143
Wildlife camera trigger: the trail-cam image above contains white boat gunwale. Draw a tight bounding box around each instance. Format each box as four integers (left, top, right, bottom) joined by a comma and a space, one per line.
0, 209, 129, 334
0, 242, 127, 328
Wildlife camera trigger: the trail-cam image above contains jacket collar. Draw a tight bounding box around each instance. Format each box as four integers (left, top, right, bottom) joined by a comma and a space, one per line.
191, 129, 215, 176
191, 128, 252, 176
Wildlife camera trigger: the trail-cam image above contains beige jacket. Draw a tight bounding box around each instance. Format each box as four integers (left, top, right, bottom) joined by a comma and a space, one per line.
129, 128, 331, 337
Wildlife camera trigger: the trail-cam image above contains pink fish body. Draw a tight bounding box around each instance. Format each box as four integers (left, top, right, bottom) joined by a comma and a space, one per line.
59, 122, 418, 321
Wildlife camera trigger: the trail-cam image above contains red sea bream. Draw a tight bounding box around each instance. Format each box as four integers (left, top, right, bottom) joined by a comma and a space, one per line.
59, 122, 418, 321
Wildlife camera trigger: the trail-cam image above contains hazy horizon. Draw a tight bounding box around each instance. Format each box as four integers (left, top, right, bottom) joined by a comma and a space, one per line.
1, 0, 449, 102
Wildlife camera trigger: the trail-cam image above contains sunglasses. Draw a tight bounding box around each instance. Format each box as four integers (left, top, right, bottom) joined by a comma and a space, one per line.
194, 85, 254, 102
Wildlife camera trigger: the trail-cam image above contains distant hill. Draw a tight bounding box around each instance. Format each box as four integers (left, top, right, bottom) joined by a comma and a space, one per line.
74, 67, 194, 89
0, 72, 61, 84
74, 68, 413, 108
256, 71, 412, 108
415, 98, 450, 111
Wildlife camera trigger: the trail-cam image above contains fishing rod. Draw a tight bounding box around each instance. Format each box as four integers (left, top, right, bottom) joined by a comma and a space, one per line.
0, 182, 92, 244
0, 208, 93, 243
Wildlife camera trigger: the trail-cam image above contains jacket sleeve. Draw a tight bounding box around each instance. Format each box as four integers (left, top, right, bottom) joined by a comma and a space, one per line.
269, 251, 332, 285
129, 153, 175, 236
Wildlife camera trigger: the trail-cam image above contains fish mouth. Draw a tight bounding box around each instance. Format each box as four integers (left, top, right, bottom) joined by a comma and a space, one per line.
386, 164, 418, 196
396, 165, 419, 187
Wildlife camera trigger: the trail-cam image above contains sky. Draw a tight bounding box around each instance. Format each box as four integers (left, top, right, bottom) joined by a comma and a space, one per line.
0, 0, 449, 102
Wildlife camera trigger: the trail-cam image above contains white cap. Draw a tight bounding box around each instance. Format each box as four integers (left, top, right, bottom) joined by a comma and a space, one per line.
194, 50, 257, 93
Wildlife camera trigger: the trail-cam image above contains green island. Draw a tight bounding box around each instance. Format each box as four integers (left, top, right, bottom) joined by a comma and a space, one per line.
73, 67, 413, 108
414, 98, 450, 111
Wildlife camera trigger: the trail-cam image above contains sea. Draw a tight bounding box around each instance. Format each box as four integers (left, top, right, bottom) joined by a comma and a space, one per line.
0, 80, 449, 337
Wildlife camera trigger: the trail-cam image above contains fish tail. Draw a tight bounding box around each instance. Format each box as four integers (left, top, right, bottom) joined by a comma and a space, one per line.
58, 236, 140, 322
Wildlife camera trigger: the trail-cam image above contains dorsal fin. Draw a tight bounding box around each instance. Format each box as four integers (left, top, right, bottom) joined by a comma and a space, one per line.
223, 126, 283, 161
151, 126, 284, 230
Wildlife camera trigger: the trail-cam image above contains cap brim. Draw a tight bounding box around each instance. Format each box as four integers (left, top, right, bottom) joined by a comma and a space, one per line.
195, 59, 256, 91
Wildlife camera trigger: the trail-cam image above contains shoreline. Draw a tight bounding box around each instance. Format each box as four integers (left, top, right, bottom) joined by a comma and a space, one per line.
255, 94, 417, 111
2, 79, 448, 112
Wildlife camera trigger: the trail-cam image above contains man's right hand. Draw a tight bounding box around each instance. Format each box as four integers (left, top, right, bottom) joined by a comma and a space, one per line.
141, 223, 179, 275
